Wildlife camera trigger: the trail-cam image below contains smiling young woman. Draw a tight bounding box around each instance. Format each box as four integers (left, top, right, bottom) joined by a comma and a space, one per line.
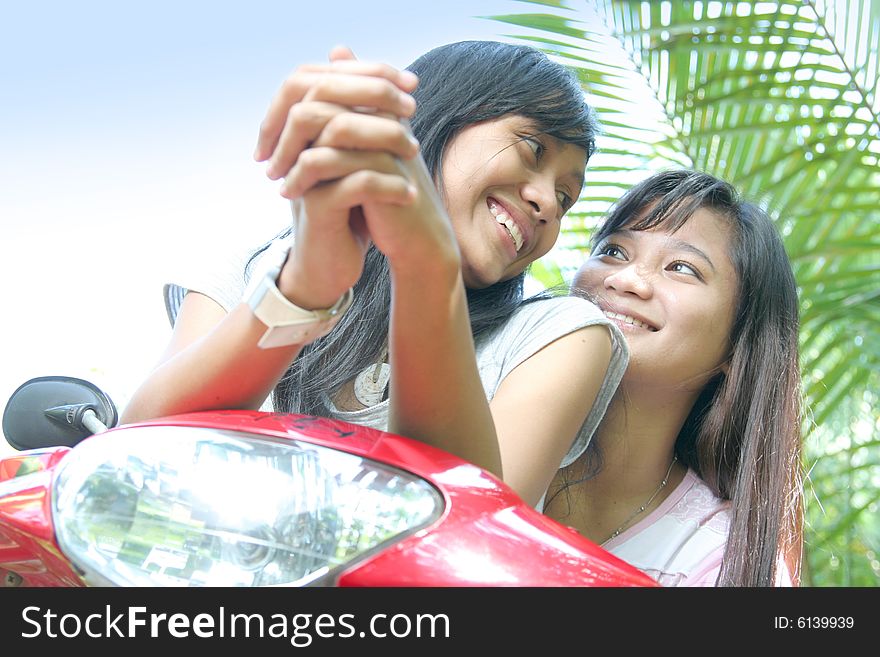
121, 41, 629, 510
544, 170, 803, 587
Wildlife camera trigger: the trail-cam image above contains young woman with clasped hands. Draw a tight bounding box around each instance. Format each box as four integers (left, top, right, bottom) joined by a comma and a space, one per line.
122, 42, 629, 508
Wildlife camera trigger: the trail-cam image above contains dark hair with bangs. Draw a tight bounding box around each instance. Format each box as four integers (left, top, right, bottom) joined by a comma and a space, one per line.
592, 169, 803, 587
248, 41, 598, 419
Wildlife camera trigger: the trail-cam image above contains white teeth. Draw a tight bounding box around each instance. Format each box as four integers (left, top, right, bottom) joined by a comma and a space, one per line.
495, 213, 524, 252
489, 200, 524, 252
603, 311, 656, 331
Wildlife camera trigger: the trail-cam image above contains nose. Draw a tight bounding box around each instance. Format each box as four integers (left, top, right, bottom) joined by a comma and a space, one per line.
519, 178, 557, 224
604, 262, 653, 299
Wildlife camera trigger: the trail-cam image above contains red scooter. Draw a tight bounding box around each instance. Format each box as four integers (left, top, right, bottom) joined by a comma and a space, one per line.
0, 376, 655, 587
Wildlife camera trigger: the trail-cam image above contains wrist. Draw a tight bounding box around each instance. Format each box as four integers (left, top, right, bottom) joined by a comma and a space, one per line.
388, 243, 462, 288
277, 261, 351, 311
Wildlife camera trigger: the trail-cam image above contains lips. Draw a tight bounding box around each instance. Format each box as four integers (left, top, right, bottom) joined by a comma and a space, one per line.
488, 197, 531, 254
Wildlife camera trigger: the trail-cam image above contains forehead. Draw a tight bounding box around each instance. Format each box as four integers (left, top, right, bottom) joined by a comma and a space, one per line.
619, 206, 733, 249
660, 207, 734, 250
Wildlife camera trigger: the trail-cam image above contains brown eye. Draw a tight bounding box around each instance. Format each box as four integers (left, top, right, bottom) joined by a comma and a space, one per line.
556, 191, 573, 213
595, 243, 626, 260
523, 136, 544, 160
668, 261, 702, 279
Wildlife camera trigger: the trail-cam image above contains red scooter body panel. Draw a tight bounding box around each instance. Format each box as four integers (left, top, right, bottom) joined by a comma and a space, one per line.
0, 411, 657, 587
0, 454, 85, 586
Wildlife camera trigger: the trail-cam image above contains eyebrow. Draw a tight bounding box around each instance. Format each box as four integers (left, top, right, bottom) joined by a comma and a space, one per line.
617, 229, 717, 273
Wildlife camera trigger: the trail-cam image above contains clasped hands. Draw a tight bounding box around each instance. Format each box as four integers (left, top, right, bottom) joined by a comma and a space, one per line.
253, 46, 460, 311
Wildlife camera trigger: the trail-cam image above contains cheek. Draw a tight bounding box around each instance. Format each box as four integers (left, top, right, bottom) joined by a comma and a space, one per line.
439, 179, 467, 220
712, 306, 737, 357
439, 153, 479, 212
573, 261, 603, 292
534, 224, 561, 259
686, 298, 735, 365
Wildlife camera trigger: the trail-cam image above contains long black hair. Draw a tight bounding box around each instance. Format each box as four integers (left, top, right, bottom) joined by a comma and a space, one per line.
248, 41, 598, 417
593, 170, 803, 587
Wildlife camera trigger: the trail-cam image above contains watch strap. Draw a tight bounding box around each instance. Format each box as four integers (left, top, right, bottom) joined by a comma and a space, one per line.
248, 266, 353, 348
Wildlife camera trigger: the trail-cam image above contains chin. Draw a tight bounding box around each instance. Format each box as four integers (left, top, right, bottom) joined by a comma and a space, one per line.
461, 252, 529, 289
461, 265, 503, 290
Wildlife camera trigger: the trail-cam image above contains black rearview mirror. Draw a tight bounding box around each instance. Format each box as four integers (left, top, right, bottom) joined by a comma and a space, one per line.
2, 376, 118, 450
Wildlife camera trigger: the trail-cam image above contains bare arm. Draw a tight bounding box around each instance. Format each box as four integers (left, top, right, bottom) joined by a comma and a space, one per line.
120, 293, 304, 423
388, 256, 503, 478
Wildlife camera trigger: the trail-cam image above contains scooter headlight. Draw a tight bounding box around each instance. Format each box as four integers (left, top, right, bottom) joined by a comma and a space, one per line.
52, 426, 443, 586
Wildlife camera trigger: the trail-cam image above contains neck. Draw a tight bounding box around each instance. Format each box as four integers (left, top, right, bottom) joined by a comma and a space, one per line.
592, 382, 698, 488
548, 382, 697, 543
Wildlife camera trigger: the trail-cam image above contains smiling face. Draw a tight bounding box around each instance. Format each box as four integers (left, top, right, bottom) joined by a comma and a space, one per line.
574, 207, 739, 391
438, 115, 588, 288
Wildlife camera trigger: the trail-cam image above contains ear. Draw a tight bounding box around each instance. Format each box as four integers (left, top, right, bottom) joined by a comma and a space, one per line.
719, 359, 731, 376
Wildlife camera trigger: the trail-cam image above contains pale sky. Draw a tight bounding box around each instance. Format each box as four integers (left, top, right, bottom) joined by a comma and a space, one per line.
1, 0, 600, 452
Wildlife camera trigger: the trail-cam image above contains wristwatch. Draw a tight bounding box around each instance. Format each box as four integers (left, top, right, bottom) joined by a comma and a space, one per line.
247, 264, 354, 349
